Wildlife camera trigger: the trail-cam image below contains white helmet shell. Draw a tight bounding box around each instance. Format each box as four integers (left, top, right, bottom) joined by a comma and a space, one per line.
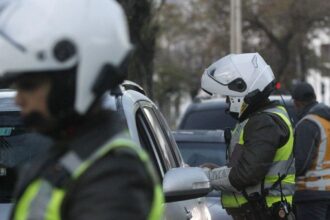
0, 0, 132, 114
201, 53, 275, 97
201, 53, 275, 116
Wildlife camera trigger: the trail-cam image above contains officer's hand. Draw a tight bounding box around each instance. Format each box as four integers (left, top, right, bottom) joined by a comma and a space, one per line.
209, 166, 239, 192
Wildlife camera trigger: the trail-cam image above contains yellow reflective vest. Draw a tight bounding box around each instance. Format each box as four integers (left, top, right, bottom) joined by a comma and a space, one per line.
221, 106, 295, 208
12, 132, 164, 220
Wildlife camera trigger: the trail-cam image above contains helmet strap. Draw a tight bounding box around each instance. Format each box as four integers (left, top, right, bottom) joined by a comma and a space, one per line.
238, 80, 275, 121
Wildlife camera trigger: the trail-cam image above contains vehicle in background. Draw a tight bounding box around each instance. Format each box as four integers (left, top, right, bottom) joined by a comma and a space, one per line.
173, 129, 232, 220
173, 130, 226, 167
178, 95, 297, 130
178, 97, 236, 130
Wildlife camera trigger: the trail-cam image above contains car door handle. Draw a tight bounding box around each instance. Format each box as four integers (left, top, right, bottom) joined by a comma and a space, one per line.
184, 207, 193, 220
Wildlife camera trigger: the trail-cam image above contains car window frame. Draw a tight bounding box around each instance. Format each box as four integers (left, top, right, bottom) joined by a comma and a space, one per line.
135, 109, 166, 178
137, 101, 179, 168
152, 107, 183, 167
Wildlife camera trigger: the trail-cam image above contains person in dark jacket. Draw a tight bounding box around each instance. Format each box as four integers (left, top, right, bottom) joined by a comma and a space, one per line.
201, 53, 295, 220
292, 82, 330, 220
0, 0, 164, 220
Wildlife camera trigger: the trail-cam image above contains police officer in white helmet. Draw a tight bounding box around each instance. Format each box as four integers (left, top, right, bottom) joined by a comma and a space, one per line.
0, 0, 164, 219
201, 53, 295, 220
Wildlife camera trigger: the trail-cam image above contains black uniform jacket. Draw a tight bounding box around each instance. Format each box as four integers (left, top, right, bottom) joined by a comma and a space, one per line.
12, 110, 154, 220
228, 101, 291, 191
294, 102, 330, 202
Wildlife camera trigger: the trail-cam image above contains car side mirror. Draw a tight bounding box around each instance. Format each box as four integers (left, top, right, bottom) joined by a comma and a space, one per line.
163, 167, 211, 202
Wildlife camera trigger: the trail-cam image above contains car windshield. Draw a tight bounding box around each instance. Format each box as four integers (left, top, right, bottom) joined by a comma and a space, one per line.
177, 142, 227, 167
283, 104, 298, 125
181, 109, 236, 130
0, 111, 51, 203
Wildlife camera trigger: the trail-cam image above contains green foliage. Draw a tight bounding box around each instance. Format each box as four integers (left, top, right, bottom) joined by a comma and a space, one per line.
243, 0, 330, 84
155, 0, 230, 99
156, 0, 330, 98
117, 0, 161, 98
116, 0, 330, 124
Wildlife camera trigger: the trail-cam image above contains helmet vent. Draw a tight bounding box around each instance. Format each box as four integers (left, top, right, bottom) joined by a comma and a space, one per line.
36, 51, 46, 61
209, 69, 216, 76
228, 78, 246, 92
53, 40, 76, 62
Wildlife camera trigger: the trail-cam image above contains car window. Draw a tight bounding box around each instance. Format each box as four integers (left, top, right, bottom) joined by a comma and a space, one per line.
152, 109, 181, 167
282, 103, 298, 125
180, 101, 297, 130
136, 109, 165, 178
181, 109, 236, 130
141, 106, 177, 169
177, 141, 227, 167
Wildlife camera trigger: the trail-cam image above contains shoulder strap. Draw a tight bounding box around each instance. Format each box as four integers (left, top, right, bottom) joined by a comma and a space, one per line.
260, 106, 294, 197
59, 131, 137, 179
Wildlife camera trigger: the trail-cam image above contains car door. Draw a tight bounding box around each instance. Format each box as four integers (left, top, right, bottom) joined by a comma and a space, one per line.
135, 101, 210, 220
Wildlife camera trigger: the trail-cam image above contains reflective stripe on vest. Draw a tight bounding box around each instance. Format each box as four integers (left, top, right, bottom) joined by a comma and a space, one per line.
13, 132, 164, 220
222, 106, 295, 208
296, 114, 330, 191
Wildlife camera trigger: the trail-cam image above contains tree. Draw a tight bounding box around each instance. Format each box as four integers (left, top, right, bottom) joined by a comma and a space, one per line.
156, 0, 330, 96
156, 0, 230, 99
153, 0, 232, 124
242, 0, 330, 84
117, 0, 165, 98
155, 0, 330, 124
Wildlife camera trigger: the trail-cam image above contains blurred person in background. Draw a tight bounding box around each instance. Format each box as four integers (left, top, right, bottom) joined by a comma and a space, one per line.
201, 53, 295, 220
0, 0, 163, 219
293, 82, 330, 220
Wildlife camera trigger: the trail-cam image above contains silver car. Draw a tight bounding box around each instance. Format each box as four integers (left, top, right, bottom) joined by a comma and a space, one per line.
105, 84, 213, 220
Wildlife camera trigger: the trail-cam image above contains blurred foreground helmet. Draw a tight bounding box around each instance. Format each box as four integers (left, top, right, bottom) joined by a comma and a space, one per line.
201, 53, 275, 118
0, 0, 132, 114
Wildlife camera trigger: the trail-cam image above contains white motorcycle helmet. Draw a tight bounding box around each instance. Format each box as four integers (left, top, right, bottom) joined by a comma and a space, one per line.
0, 0, 132, 114
201, 53, 275, 118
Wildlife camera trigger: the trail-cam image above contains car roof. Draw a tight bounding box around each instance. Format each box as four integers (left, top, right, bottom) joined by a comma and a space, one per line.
186, 95, 293, 111
0, 90, 20, 112
122, 89, 153, 104
269, 95, 292, 101
185, 99, 228, 112
173, 130, 225, 143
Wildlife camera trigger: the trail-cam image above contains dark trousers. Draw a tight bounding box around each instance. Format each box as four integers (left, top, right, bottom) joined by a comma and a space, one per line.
228, 208, 295, 220
230, 212, 295, 220
295, 200, 330, 220
230, 211, 270, 220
